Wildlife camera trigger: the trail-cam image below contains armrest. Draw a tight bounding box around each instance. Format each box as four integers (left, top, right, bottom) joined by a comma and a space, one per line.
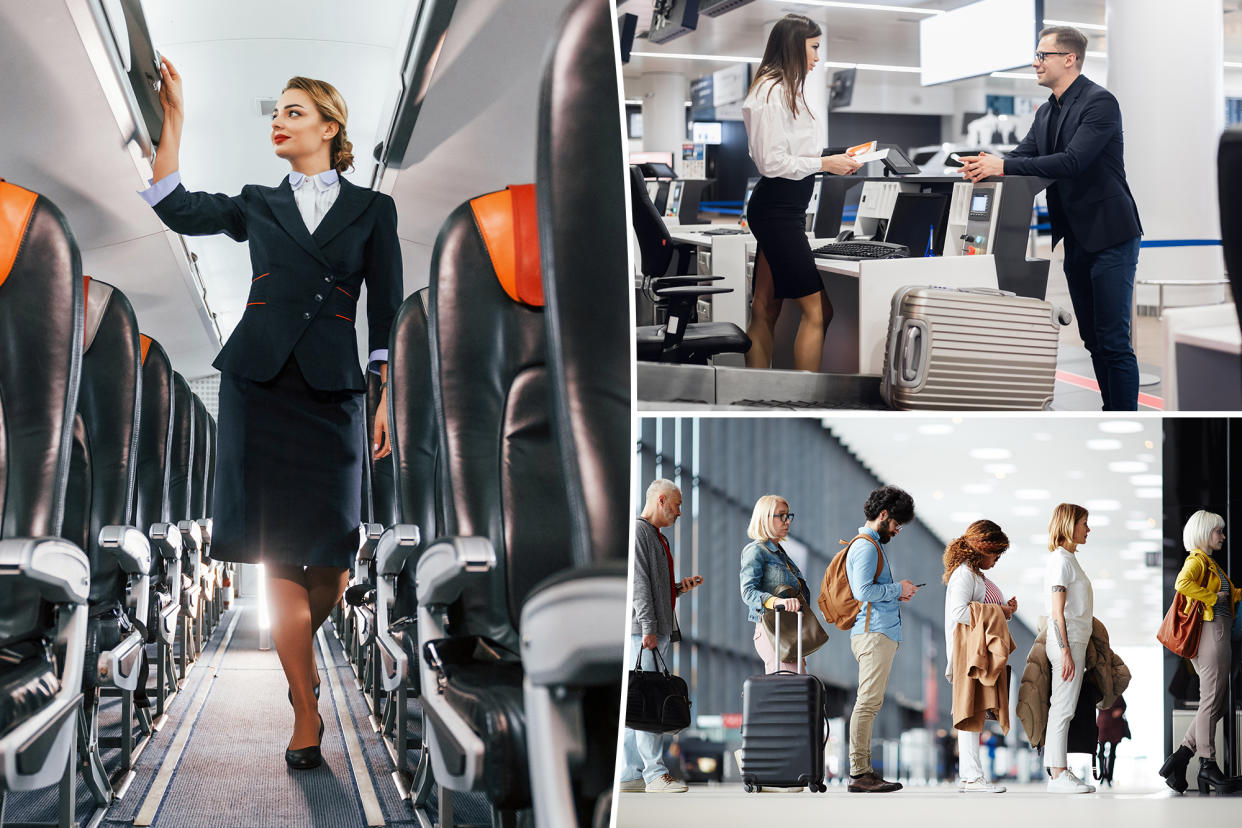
357, 523, 384, 564
654, 285, 732, 299
196, 518, 213, 548
520, 571, 627, 686
177, 520, 202, 554
148, 523, 182, 560
0, 538, 90, 605
414, 537, 496, 606
98, 526, 152, 575
650, 276, 724, 289
376, 524, 421, 578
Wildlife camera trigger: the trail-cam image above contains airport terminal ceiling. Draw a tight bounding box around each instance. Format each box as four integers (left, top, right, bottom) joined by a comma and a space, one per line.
620, 0, 1242, 87
827, 416, 1161, 648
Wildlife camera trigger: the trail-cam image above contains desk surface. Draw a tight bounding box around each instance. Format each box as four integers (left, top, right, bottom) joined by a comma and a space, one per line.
1175, 324, 1242, 355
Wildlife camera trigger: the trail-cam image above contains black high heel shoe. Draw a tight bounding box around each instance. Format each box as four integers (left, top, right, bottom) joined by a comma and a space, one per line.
1197, 758, 1230, 795
285, 715, 325, 770
287, 682, 321, 706
1159, 745, 1192, 793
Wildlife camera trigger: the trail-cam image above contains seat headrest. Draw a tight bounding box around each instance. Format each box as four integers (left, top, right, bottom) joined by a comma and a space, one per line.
0, 179, 40, 291
469, 184, 543, 307
82, 276, 114, 352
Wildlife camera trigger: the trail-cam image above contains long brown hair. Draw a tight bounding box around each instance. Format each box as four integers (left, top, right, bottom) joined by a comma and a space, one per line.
942, 519, 1009, 583
283, 76, 355, 174
747, 14, 821, 118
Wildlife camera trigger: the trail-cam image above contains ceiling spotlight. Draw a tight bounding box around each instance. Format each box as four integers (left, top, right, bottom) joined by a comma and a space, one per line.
1085, 499, 1121, 512
970, 448, 1012, 460
1086, 439, 1122, 450
1135, 488, 1162, 499
1129, 474, 1162, 486
1098, 420, 1144, 434
1108, 461, 1148, 473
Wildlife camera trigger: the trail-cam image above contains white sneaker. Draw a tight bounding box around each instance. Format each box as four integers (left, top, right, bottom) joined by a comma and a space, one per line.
1047, 770, 1092, 794
619, 778, 645, 793
645, 774, 689, 793
960, 778, 1006, 793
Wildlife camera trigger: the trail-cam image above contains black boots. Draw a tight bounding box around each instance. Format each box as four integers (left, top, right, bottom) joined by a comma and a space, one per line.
1159, 746, 1192, 793
1196, 758, 1239, 795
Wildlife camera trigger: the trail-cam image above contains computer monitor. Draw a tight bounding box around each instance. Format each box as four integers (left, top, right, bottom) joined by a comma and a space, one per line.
640, 162, 677, 179
742, 177, 760, 220
878, 144, 922, 176
884, 192, 949, 256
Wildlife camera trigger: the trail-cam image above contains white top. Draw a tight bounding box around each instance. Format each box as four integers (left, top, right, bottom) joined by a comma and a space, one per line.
1044, 546, 1093, 644
943, 566, 988, 679
289, 169, 340, 233
741, 78, 821, 181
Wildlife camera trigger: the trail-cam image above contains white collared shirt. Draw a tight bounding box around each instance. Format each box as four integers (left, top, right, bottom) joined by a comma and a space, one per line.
289, 169, 340, 233
742, 78, 821, 181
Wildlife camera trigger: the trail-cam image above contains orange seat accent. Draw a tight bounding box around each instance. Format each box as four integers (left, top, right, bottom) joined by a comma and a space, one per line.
140, 334, 153, 365
0, 180, 40, 291
252, 272, 269, 281
336, 286, 353, 299
335, 314, 353, 322
247, 302, 266, 306
469, 184, 543, 307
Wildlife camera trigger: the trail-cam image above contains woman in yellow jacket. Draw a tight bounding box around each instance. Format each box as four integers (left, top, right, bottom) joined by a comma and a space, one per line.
1158, 510, 1241, 794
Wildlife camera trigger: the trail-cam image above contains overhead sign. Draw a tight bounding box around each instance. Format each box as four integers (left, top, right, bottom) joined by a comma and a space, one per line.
689, 63, 751, 121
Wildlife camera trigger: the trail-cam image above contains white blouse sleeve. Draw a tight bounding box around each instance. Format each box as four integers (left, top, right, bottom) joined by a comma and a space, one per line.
744, 88, 821, 180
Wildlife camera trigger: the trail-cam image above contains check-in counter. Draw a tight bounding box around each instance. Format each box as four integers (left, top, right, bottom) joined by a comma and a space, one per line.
1164, 304, 1242, 411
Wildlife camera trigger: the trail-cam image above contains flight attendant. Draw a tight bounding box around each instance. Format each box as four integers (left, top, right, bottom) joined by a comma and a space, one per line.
741, 14, 860, 371
140, 58, 402, 769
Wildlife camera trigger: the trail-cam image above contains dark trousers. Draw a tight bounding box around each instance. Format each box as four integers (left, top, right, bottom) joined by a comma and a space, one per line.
1062, 235, 1141, 411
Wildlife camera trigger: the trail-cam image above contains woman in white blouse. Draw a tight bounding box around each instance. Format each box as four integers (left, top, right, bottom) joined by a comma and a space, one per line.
942, 519, 1017, 794
741, 14, 860, 371
1043, 503, 1095, 794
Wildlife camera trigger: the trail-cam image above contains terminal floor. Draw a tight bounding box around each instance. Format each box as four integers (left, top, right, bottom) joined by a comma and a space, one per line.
614, 781, 1240, 827
5, 599, 450, 828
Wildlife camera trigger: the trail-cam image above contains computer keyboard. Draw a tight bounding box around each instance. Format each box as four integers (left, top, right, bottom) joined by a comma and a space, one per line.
811, 240, 909, 260
698, 227, 747, 236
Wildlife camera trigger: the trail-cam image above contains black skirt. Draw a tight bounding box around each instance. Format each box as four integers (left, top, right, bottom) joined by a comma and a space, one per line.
747, 175, 820, 300
211, 356, 365, 569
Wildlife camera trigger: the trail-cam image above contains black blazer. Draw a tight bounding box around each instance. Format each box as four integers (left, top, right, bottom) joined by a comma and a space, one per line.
1004, 74, 1143, 253
152, 175, 402, 392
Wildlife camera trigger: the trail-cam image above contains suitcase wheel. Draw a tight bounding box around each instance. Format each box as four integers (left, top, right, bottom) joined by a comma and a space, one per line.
743, 783, 756, 793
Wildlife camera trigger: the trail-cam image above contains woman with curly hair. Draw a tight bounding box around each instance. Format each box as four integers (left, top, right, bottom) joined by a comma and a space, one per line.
943, 519, 1017, 794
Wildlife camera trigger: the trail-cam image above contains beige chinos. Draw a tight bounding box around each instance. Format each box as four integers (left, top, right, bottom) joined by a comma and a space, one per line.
1181, 616, 1232, 760
849, 631, 900, 776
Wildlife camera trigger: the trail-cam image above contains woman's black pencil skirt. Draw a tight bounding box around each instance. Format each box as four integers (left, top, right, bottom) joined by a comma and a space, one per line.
746, 175, 821, 300
211, 355, 365, 570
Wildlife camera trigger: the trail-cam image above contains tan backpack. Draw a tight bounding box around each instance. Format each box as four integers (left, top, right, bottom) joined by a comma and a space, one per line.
817, 534, 884, 631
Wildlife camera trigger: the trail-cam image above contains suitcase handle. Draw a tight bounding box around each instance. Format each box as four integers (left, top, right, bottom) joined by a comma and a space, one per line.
773, 608, 804, 672
890, 318, 929, 390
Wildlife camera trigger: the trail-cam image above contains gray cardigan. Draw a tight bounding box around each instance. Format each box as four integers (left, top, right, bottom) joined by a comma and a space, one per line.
631, 517, 675, 637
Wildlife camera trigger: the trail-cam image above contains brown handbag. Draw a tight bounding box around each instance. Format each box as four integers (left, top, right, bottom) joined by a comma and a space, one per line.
1157, 558, 1212, 658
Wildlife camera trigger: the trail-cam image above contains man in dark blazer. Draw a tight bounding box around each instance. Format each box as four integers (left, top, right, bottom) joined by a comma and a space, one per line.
961, 26, 1143, 411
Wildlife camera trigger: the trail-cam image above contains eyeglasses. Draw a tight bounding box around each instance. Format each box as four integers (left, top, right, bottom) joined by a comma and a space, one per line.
1034, 51, 1071, 63
774, 513, 795, 522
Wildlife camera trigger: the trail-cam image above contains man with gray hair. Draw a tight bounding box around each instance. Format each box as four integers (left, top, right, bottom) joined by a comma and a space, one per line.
960, 24, 1142, 411
620, 479, 703, 794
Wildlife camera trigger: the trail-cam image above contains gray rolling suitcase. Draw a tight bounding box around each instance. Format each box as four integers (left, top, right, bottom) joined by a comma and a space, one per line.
881, 285, 1072, 410
739, 611, 828, 793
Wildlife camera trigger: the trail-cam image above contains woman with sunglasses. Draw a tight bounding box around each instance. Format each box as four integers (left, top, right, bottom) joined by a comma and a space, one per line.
740, 495, 812, 674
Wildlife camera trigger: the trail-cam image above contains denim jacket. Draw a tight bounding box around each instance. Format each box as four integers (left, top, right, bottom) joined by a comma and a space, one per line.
740, 540, 808, 623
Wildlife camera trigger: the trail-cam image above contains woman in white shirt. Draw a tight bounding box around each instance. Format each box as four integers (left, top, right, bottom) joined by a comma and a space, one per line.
741, 15, 860, 371
942, 519, 1017, 794
1043, 503, 1095, 794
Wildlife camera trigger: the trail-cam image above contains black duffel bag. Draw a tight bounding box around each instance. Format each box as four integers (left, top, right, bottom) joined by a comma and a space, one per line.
625, 645, 691, 734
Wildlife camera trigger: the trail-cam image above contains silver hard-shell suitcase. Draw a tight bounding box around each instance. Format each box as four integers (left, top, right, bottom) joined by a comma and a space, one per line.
881, 286, 1072, 410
